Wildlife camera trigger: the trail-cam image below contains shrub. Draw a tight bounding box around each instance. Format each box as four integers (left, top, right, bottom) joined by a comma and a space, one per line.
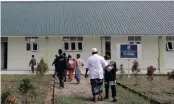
147, 65, 156, 81
167, 70, 174, 80
36, 58, 48, 75
131, 60, 140, 73
1, 91, 18, 104
119, 64, 125, 79
131, 60, 141, 86
18, 78, 37, 104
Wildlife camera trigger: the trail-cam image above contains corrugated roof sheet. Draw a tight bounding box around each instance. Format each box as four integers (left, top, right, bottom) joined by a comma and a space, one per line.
1, 1, 174, 36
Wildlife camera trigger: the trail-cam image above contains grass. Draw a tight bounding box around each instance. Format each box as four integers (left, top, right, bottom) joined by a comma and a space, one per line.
1, 75, 52, 104
117, 76, 174, 104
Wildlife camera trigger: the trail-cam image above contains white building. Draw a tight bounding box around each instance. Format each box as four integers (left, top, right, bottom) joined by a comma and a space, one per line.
1, 1, 174, 74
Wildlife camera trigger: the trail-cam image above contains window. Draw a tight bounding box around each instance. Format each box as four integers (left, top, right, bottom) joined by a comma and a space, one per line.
166, 36, 174, 51
128, 36, 141, 44
63, 37, 83, 51
64, 42, 69, 50
71, 42, 76, 50
77, 42, 82, 50
25, 37, 39, 51
105, 36, 111, 41
26, 43, 31, 51
1, 37, 8, 42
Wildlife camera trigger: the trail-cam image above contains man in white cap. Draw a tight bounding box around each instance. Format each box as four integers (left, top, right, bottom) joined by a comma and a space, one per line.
85, 48, 109, 102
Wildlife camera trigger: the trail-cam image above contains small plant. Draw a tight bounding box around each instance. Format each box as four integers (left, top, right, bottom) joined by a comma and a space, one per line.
146, 65, 156, 98
147, 65, 156, 81
167, 70, 174, 80
131, 60, 141, 86
119, 64, 125, 79
18, 78, 37, 104
1, 91, 18, 104
36, 58, 48, 75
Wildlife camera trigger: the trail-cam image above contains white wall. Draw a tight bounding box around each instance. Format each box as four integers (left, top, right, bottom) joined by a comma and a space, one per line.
7, 36, 174, 73
8, 37, 48, 70
165, 46, 174, 70
7, 37, 101, 72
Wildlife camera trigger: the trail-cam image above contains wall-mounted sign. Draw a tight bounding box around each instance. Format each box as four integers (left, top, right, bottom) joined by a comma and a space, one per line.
116, 44, 141, 59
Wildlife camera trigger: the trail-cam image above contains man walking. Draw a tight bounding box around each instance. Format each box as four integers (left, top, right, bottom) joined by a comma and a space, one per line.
85, 48, 108, 102
55, 49, 67, 88
75, 54, 84, 84
29, 55, 36, 74
63, 53, 68, 82
52, 54, 58, 77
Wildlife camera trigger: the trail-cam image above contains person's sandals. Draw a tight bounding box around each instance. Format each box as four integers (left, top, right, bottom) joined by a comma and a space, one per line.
90, 97, 97, 102
97, 95, 103, 101
113, 97, 117, 102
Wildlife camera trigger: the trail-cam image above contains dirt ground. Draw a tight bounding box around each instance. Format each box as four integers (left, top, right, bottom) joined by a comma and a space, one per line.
54, 76, 150, 104
117, 76, 174, 104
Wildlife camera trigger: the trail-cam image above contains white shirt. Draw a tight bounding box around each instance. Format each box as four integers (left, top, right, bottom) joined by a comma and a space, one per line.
87, 54, 108, 79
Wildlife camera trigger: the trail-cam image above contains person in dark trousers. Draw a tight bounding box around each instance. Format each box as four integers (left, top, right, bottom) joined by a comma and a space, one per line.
63, 53, 68, 82
29, 55, 36, 73
104, 55, 117, 102
55, 49, 67, 88
52, 54, 58, 77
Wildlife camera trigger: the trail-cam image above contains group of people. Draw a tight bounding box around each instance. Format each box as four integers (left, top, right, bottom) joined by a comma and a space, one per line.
52, 49, 84, 88
28, 48, 117, 102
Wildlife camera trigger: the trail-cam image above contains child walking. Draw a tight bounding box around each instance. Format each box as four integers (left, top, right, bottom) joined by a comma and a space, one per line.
75, 54, 84, 84
104, 55, 117, 102
29, 55, 36, 74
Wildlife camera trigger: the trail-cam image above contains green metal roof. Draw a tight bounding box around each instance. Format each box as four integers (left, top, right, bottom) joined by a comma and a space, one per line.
1, 1, 174, 36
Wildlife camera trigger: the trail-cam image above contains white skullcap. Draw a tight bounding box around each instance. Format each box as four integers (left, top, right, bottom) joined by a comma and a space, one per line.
92, 48, 98, 52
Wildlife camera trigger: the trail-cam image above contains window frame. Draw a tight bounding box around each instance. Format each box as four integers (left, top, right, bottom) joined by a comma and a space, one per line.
166, 36, 174, 51
166, 41, 174, 51
25, 37, 39, 52
63, 37, 83, 52
128, 36, 141, 44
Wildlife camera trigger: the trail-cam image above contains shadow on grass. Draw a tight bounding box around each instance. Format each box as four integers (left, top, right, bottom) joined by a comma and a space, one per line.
73, 95, 90, 101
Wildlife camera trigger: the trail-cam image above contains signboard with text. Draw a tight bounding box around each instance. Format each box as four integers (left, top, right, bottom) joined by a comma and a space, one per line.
116, 44, 141, 59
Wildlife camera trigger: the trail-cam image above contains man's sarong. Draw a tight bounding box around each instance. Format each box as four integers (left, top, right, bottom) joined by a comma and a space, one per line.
75, 67, 81, 79
90, 79, 104, 96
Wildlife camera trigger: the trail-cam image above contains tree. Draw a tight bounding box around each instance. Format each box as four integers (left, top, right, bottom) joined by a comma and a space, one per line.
131, 60, 141, 86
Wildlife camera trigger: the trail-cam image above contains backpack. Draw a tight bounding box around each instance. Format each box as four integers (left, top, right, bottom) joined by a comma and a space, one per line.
68, 59, 75, 69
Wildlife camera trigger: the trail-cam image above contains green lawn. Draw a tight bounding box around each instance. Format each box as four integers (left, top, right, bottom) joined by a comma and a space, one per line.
1, 75, 152, 104
1, 75, 52, 104
117, 76, 174, 104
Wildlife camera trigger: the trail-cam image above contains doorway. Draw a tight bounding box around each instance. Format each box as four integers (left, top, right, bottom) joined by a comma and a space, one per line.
105, 37, 111, 58
1, 42, 8, 69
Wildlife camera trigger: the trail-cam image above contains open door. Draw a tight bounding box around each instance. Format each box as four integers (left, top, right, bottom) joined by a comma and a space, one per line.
1, 38, 8, 70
